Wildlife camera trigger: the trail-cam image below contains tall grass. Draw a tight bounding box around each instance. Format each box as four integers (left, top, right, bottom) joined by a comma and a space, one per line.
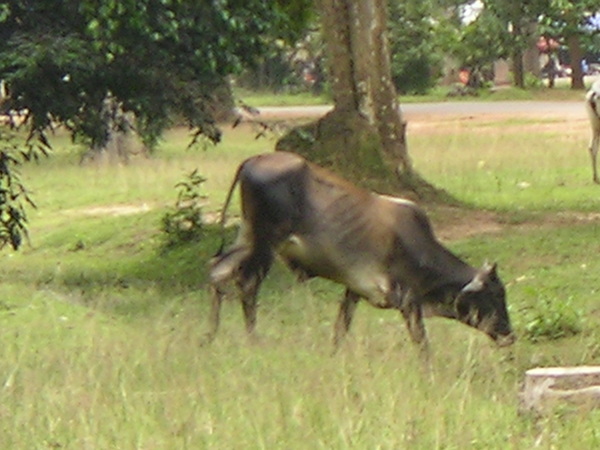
411, 116, 599, 211
1, 112, 599, 448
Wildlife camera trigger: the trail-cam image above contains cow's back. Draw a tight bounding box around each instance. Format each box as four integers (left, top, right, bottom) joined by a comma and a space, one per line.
238, 152, 309, 244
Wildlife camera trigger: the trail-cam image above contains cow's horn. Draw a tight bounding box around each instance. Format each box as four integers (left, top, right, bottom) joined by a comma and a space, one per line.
462, 274, 484, 292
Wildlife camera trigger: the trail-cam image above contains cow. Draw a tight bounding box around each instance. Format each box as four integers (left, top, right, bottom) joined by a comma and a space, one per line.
207, 152, 515, 350
586, 79, 600, 184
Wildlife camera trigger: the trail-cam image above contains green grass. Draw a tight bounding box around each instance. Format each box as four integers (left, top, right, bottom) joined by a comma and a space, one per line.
410, 117, 598, 212
1, 108, 600, 448
235, 78, 596, 106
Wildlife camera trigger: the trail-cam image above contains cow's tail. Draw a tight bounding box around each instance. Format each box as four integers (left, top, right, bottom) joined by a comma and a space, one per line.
214, 162, 244, 257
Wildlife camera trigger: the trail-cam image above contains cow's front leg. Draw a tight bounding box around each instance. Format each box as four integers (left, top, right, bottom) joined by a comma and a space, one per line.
333, 289, 360, 349
399, 290, 429, 354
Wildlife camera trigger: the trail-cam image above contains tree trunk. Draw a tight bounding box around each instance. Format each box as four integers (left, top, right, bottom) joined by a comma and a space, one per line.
510, 21, 525, 89
81, 95, 147, 165
512, 53, 525, 89
207, 78, 237, 123
522, 22, 540, 79
276, 0, 444, 199
567, 34, 585, 90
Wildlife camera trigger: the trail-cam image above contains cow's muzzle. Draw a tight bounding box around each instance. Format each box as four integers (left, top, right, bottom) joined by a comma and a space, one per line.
494, 332, 516, 347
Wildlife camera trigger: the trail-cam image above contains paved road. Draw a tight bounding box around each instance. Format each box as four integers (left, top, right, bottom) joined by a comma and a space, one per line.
255, 100, 588, 120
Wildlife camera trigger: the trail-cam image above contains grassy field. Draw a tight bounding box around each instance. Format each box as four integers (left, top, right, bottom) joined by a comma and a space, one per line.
236, 76, 600, 106
1, 105, 600, 448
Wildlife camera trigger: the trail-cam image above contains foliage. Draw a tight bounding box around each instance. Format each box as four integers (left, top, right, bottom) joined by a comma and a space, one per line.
0, 1, 312, 150
161, 169, 206, 249
539, 0, 600, 63
523, 297, 582, 342
0, 0, 312, 250
451, 8, 512, 84
388, 0, 445, 94
237, 30, 325, 95
0, 126, 49, 250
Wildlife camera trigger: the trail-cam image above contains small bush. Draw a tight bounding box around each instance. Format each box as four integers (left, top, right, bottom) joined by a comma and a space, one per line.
161, 169, 206, 249
523, 297, 582, 343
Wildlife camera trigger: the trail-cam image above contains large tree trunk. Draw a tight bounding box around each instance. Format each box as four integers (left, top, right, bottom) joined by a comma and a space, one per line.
276, 0, 442, 198
522, 22, 540, 78
511, 22, 525, 89
81, 95, 148, 165
567, 34, 585, 90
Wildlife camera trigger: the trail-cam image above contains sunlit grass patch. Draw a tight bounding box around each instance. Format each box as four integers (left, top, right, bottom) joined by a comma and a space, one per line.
1, 109, 600, 447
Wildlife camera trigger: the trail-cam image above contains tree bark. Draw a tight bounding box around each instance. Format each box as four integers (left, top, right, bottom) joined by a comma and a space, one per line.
567, 34, 585, 90
81, 95, 147, 165
276, 0, 446, 199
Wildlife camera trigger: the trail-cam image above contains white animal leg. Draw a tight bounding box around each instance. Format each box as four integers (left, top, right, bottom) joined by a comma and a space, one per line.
590, 131, 599, 184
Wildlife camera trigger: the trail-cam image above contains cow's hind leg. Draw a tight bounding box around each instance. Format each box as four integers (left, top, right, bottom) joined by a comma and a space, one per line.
333, 289, 360, 349
238, 250, 273, 340
205, 246, 251, 344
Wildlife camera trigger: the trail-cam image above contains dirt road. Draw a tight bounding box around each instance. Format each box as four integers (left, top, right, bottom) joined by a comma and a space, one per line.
252, 100, 588, 121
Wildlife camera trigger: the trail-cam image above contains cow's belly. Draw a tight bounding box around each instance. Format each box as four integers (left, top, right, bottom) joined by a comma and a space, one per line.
278, 234, 392, 306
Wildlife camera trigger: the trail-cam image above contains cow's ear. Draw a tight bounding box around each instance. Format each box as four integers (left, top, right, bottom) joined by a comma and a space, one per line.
481, 261, 499, 281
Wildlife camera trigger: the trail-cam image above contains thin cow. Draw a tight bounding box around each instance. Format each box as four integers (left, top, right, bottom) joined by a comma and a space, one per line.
208, 152, 515, 349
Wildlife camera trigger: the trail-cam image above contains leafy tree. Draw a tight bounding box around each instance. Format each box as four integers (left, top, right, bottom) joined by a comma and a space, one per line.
540, 1, 600, 89
388, 0, 445, 94
0, 0, 311, 249
483, 0, 550, 87
451, 7, 512, 87
0, 1, 309, 149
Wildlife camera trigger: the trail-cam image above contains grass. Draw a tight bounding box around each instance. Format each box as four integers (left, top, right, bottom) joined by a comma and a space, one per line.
235, 75, 599, 106
1, 103, 600, 448
410, 116, 599, 212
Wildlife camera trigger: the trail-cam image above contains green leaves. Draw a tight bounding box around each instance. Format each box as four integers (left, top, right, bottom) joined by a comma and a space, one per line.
0, 1, 312, 249
0, 1, 309, 150
0, 128, 49, 251
161, 169, 207, 250
523, 296, 582, 342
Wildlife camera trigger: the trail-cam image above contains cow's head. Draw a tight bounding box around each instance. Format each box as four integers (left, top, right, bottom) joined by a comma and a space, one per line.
455, 262, 515, 346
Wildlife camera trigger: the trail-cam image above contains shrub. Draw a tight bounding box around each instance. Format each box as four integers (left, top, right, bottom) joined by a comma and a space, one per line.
161, 169, 206, 249
523, 297, 582, 343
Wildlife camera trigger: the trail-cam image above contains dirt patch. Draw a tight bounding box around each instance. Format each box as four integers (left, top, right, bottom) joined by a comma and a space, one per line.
427, 206, 504, 242
428, 206, 600, 243
62, 204, 154, 217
